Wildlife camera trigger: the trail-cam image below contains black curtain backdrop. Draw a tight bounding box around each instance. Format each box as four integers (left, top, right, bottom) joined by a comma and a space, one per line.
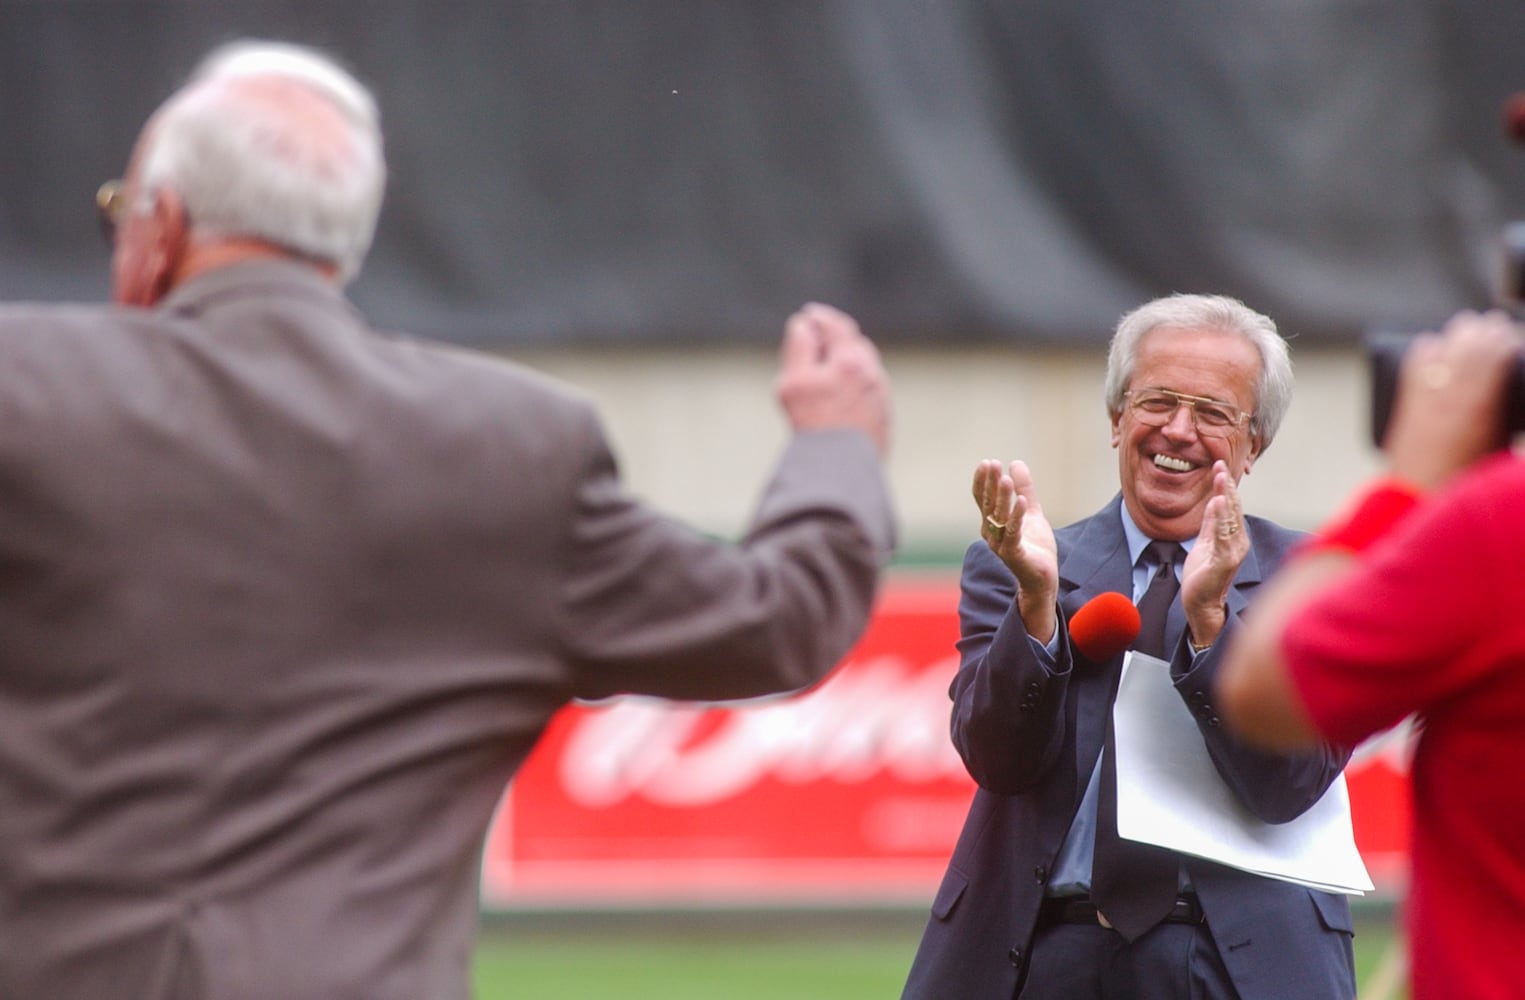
3, 0, 1524, 347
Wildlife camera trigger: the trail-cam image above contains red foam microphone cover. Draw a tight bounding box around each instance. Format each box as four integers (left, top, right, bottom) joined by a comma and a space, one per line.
1069, 591, 1141, 661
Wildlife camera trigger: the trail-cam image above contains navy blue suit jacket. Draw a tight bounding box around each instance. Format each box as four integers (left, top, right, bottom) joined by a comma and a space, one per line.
901, 496, 1356, 1000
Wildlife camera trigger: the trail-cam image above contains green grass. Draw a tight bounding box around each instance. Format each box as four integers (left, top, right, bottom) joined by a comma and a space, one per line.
473, 933, 913, 999
473, 910, 918, 1000
472, 906, 1404, 999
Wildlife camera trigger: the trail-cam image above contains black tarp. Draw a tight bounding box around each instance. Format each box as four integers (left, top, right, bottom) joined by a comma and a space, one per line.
3, 0, 1524, 346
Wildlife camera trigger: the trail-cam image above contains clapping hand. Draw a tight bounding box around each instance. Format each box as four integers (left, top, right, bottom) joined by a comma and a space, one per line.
973, 459, 1059, 644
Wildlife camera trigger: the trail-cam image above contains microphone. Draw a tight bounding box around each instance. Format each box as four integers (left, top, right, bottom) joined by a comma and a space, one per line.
1069, 591, 1141, 661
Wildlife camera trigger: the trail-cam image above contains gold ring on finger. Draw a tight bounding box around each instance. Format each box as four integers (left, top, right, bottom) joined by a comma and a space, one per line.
1421, 363, 1452, 389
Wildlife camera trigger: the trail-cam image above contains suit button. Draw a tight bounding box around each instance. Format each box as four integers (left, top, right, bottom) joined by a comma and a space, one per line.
1207, 715, 1221, 727
1008, 947, 1023, 967
1190, 691, 1207, 706
1033, 865, 1047, 884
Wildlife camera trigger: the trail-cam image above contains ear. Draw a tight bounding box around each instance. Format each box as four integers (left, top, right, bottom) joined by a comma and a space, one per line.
1240, 435, 1265, 476
143, 189, 191, 302
1109, 409, 1123, 448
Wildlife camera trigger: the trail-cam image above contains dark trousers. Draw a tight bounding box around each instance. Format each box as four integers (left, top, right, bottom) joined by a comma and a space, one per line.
1017, 920, 1240, 1000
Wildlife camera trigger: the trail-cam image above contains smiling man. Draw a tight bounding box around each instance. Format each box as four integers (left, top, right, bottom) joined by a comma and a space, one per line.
901, 294, 1356, 1000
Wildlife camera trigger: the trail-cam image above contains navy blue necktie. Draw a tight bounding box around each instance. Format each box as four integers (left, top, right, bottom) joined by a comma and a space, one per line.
1091, 540, 1183, 941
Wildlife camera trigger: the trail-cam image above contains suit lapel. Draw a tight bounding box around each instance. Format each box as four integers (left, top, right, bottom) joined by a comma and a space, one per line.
1057, 496, 1133, 617
1055, 497, 1133, 798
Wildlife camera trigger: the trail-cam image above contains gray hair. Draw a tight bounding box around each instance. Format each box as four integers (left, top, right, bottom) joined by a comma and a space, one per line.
1102, 293, 1294, 447
137, 40, 386, 284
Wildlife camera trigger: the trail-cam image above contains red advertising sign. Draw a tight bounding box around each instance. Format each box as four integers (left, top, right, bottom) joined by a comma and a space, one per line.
481, 575, 1411, 907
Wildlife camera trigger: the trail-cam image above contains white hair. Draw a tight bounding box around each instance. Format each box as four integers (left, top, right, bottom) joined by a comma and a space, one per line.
137, 40, 386, 283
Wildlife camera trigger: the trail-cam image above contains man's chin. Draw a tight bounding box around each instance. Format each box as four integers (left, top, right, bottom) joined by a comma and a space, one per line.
1128, 491, 1206, 534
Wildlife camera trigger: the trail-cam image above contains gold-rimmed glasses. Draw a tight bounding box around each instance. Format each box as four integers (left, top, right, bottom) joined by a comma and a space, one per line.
1123, 388, 1253, 439
96, 179, 126, 241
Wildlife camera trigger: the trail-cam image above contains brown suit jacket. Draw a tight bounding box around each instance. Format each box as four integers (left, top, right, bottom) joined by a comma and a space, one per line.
0, 261, 895, 998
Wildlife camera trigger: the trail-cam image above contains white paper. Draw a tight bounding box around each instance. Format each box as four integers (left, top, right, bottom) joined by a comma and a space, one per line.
1112, 651, 1374, 895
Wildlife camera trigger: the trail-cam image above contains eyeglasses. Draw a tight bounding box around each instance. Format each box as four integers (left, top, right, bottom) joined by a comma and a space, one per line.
96, 179, 125, 241
1123, 388, 1253, 439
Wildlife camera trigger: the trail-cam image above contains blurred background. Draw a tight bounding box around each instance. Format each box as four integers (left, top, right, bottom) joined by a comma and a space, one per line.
6, 2, 1519, 994
7, 1, 1525, 548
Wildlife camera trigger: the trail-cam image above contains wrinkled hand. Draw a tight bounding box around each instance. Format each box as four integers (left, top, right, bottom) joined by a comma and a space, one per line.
1181, 461, 1249, 650
972, 459, 1058, 643
1385, 310, 1522, 491
776, 302, 892, 457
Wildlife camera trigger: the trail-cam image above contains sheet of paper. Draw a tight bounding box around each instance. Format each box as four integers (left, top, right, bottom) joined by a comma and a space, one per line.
1112, 651, 1374, 895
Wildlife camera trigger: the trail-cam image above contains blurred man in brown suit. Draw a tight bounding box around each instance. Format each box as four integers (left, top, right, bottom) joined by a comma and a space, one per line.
0, 40, 895, 999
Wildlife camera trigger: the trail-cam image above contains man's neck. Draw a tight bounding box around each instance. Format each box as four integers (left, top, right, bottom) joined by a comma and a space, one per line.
171, 237, 339, 289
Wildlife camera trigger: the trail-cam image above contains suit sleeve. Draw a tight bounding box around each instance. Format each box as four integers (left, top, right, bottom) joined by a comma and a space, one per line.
1172, 606, 1352, 824
559, 408, 896, 703
948, 543, 1073, 794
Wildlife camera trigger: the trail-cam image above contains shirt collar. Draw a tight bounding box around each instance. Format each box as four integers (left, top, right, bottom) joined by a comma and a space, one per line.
1119, 503, 1197, 567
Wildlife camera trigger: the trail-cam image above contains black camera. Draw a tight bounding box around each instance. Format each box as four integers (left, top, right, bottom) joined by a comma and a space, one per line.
1366, 324, 1525, 448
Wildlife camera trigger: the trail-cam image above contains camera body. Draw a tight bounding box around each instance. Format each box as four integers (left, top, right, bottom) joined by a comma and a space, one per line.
1365, 220, 1525, 447
1366, 329, 1525, 448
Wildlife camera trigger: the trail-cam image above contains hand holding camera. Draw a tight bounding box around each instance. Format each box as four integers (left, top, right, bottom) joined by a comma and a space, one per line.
1368, 312, 1524, 490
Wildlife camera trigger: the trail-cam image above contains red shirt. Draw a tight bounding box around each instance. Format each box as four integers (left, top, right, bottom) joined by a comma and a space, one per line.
1285, 452, 1525, 1000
